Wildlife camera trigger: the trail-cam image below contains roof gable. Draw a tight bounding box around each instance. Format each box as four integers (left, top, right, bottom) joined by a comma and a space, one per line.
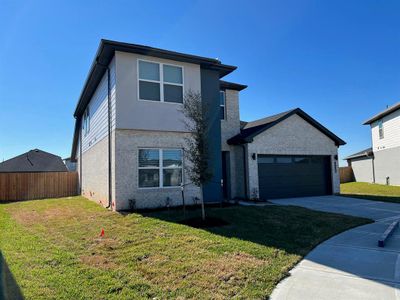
228, 108, 346, 146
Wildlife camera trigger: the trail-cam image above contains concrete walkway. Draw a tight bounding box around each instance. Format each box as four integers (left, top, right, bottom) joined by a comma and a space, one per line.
270, 196, 400, 300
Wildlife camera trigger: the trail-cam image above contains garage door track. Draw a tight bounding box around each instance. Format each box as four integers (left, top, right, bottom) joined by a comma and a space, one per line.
270, 195, 400, 300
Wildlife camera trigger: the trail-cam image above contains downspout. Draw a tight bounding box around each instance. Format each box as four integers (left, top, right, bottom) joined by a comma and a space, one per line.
105, 66, 112, 209
242, 144, 249, 200
97, 60, 113, 209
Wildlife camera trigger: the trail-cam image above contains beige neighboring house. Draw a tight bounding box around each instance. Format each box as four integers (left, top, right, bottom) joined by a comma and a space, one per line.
70, 39, 345, 211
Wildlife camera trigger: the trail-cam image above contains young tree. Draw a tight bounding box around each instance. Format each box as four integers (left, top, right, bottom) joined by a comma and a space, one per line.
180, 90, 212, 221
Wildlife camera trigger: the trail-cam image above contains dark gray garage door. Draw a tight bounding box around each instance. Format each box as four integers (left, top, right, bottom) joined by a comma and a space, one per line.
258, 155, 332, 200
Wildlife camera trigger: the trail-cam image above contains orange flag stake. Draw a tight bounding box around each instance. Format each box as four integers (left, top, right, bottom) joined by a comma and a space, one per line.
99, 228, 105, 237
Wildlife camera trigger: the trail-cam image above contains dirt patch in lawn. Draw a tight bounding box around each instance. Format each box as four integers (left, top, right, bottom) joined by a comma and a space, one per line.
7, 206, 102, 227
80, 254, 117, 270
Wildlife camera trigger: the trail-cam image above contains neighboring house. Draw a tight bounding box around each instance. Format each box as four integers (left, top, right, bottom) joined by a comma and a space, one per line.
346, 102, 400, 185
70, 39, 345, 211
63, 157, 77, 171
0, 149, 68, 173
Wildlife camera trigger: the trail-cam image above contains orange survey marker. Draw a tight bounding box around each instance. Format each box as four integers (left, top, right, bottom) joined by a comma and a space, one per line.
99, 228, 105, 237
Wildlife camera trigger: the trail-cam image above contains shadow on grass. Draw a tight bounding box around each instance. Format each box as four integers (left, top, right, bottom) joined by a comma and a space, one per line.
0, 251, 24, 300
142, 204, 371, 257
341, 193, 400, 204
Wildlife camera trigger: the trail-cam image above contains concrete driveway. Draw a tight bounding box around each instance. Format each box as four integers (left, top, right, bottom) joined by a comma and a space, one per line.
270, 195, 400, 300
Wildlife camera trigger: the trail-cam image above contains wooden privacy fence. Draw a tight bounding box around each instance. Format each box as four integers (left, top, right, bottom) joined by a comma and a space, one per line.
0, 172, 78, 202
339, 166, 354, 183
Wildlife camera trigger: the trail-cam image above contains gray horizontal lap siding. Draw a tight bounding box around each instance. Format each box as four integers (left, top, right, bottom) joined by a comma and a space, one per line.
81, 58, 116, 154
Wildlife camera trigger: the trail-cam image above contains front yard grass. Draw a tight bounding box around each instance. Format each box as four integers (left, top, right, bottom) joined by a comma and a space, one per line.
0, 197, 370, 299
341, 182, 400, 203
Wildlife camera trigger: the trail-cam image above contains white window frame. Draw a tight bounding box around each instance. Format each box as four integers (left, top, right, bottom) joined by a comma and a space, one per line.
220, 90, 226, 120
378, 120, 384, 139
138, 148, 183, 189
137, 59, 184, 104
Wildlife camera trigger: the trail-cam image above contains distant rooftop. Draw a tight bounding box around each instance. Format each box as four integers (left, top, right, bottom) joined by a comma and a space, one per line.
0, 149, 67, 173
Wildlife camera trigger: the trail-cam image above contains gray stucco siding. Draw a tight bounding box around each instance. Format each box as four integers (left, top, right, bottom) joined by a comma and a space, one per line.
246, 114, 340, 198
373, 146, 400, 185
350, 157, 374, 183
115, 51, 201, 133
200, 68, 223, 203
114, 129, 201, 210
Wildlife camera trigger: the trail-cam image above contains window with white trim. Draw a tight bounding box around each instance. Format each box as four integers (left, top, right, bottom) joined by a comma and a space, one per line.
138, 149, 183, 188
378, 120, 384, 139
82, 108, 90, 136
138, 60, 183, 103
220, 90, 226, 120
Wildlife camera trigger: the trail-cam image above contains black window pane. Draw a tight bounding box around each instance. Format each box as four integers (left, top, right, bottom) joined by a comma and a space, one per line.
163, 169, 182, 187
164, 84, 183, 103
220, 91, 225, 105
139, 81, 160, 101
220, 106, 225, 120
139, 169, 159, 187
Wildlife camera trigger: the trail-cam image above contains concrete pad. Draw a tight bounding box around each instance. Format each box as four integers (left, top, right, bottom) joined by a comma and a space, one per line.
270, 196, 400, 300
271, 267, 398, 300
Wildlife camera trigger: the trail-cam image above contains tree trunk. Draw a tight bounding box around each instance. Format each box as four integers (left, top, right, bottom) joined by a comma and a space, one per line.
200, 184, 206, 221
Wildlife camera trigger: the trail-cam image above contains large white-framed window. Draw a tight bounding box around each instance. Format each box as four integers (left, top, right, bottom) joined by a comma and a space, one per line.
219, 90, 226, 120
378, 119, 384, 139
138, 148, 183, 188
82, 108, 90, 136
138, 59, 184, 103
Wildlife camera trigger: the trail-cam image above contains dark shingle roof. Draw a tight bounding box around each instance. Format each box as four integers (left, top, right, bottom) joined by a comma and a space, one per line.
0, 149, 68, 173
363, 102, 400, 125
227, 108, 346, 146
219, 80, 247, 91
344, 147, 374, 160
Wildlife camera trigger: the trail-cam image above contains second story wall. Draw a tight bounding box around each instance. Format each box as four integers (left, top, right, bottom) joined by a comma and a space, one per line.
221, 89, 241, 151
115, 51, 201, 132
371, 109, 400, 152
81, 57, 116, 153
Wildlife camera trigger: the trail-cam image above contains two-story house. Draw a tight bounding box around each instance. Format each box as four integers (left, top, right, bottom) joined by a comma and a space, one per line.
71, 39, 345, 211
346, 102, 400, 185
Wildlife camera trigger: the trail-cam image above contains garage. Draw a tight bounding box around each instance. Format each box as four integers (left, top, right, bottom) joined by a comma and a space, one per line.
227, 108, 345, 200
257, 155, 332, 200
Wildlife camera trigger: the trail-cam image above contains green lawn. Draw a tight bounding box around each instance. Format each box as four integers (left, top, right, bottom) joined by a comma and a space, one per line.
0, 197, 370, 299
341, 182, 400, 203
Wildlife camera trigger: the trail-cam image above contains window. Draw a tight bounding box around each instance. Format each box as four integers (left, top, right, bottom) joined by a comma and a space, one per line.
220, 90, 226, 120
378, 120, 384, 139
138, 149, 183, 188
82, 108, 90, 136
138, 60, 183, 103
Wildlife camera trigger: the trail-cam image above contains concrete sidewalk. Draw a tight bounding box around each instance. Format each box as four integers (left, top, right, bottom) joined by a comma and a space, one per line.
270, 196, 400, 300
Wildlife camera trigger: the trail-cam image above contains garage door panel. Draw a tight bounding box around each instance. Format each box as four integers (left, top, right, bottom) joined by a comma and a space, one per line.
258, 155, 331, 200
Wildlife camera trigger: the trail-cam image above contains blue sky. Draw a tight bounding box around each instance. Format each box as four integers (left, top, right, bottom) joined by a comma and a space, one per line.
1, 0, 399, 165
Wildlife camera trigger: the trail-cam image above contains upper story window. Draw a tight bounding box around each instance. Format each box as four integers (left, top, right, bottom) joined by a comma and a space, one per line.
82, 108, 90, 136
220, 90, 226, 120
378, 120, 384, 139
138, 60, 183, 103
138, 148, 183, 188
